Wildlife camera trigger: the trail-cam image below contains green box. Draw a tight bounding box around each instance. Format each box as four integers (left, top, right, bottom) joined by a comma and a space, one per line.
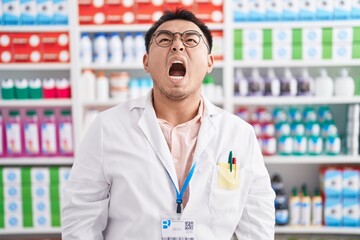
234, 47, 243, 60
322, 44, 332, 59
322, 28, 333, 44
292, 28, 302, 44
233, 29, 242, 44
292, 45, 302, 60
353, 27, 360, 42
263, 44, 272, 60
263, 29, 272, 44
352, 42, 360, 59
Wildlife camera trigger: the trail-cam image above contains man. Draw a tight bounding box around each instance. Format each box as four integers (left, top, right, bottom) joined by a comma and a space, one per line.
62, 8, 275, 239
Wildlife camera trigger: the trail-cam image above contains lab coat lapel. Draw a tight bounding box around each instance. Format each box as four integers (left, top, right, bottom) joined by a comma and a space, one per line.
137, 96, 179, 190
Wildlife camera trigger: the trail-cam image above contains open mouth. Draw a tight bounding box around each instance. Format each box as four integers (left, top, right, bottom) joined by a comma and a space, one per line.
169, 61, 186, 77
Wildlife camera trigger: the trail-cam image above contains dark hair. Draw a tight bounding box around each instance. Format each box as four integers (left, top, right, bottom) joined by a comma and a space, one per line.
144, 8, 213, 53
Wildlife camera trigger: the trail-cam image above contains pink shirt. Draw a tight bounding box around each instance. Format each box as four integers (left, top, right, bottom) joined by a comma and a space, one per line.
157, 99, 204, 206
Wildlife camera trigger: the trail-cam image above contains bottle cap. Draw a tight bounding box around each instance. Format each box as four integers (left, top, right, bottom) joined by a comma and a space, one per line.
44, 110, 54, 116
26, 110, 37, 116
9, 110, 20, 117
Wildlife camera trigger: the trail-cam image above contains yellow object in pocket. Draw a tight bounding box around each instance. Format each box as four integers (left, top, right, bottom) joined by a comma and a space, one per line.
217, 162, 240, 190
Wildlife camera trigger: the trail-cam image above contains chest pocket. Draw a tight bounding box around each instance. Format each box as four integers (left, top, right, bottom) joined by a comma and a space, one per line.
208, 153, 252, 214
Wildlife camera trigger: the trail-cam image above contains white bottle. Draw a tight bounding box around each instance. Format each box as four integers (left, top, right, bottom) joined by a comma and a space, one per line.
248, 68, 263, 96
311, 188, 323, 226
134, 32, 146, 64
96, 71, 109, 101
265, 68, 280, 96
80, 33, 93, 65
123, 33, 135, 64
108, 32, 123, 64
289, 187, 301, 225
315, 68, 333, 97
80, 69, 96, 101
297, 68, 314, 96
334, 68, 354, 96
281, 68, 297, 96
234, 68, 248, 96
93, 33, 108, 64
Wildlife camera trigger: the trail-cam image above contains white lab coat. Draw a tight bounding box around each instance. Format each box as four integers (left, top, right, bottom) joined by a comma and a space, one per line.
62, 93, 275, 240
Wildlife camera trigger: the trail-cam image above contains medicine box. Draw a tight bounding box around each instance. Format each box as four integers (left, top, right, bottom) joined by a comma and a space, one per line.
325, 197, 343, 226
343, 198, 359, 227
323, 168, 343, 198
233, 0, 248, 21
343, 168, 359, 198
282, 0, 299, 20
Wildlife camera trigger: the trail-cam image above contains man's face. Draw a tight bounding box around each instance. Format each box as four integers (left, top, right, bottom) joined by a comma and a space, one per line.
143, 19, 214, 101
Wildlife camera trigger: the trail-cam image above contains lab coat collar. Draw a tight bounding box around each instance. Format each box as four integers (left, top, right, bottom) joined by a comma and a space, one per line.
132, 90, 222, 192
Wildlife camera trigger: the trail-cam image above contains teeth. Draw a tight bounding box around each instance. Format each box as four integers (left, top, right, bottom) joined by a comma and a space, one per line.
172, 60, 184, 65
169, 76, 184, 80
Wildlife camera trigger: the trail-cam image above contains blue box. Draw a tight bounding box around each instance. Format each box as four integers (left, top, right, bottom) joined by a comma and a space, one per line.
325, 197, 343, 226
343, 198, 359, 227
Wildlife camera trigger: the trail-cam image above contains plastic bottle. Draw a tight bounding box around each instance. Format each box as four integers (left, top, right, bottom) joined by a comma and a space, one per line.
203, 75, 216, 101
311, 188, 323, 226
134, 32, 146, 64
108, 32, 123, 64
315, 69, 333, 97
334, 68, 355, 97
0, 111, 5, 157
301, 184, 311, 226
96, 71, 109, 101
58, 109, 73, 156
93, 33, 108, 64
55, 78, 71, 98
128, 78, 141, 99
1, 78, 15, 100
234, 68, 248, 96
123, 33, 135, 64
297, 68, 314, 96
23, 110, 40, 156
289, 187, 301, 226
110, 72, 129, 100
264, 68, 280, 96
80, 33, 93, 65
248, 68, 263, 96
29, 78, 43, 99
41, 110, 58, 156
280, 68, 297, 96
80, 69, 96, 101
42, 78, 56, 98
15, 78, 29, 99
5, 110, 23, 157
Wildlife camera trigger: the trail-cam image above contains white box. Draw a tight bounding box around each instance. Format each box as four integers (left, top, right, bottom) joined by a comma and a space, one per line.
273, 44, 291, 60
303, 28, 322, 44
37, 0, 53, 24
233, 0, 249, 21
303, 44, 321, 60
333, 43, 352, 60
299, 0, 316, 20
20, 0, 37, 24
352, 0, 360, 18
59, 167, 71, 183
282, 0, 299, 20
265, 0, 282, 21
3, 0, 21, 24
4, 185, 22, 200
31, 167, 50, 184
5, 214, 23, 229
53, 0, 68, 24
33, 199, 50, 227
243, 28, 263, 44
249, 0, 266, 21
243, 43, 262, 61
324, 169, 343, 198
272, 28, 291, 44
343, 198, 359, 226
3, 168, 21, 184
325, 198, 342, 226
32, 184, 50, 200
343, 168, 359, 198
317, 0, 333, 20
4, 200, 22, 215
334, 0, 351, 19
333, 27, 353, 43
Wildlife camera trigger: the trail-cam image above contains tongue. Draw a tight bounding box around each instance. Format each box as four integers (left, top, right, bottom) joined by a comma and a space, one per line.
169, 70, 185, 76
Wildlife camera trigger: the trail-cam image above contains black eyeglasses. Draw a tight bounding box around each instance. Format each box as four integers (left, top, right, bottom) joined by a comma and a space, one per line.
150, 30, 210, 53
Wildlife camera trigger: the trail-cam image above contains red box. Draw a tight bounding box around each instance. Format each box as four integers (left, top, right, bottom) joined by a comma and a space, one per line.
211, 30, 223, 61
195, 1, 223, 23
0, 33, 13, 63
12, 33, 42, 63
41, 33, 70, 63
106, 4, 136, 24
164, 0, 195, 13
79, 2, 107, 25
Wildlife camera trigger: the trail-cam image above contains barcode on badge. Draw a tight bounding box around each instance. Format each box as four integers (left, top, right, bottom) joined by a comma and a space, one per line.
162, 238, 195, 240
185, 221, 194, 230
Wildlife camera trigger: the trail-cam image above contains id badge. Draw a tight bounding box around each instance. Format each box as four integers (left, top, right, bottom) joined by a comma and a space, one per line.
161, 216, 196, 240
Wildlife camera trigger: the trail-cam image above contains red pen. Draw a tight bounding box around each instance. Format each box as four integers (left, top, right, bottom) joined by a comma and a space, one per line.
232, 157, 236, 177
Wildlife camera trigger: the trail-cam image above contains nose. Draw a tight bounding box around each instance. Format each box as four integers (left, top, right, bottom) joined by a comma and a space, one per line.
171, 38, 185, 52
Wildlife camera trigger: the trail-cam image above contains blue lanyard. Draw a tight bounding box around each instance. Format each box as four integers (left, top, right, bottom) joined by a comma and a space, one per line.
171, 162, 197, 214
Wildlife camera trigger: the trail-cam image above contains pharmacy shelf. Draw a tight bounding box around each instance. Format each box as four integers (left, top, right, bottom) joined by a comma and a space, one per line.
80, 61, 224, 70
234, 20, 360, 29
232, 96, 360, 106
275, 226, 360, 235
0, 157, 73, 166
0, 99, 72, 107
0, 25, 69, 32
264, 155, 360, 165
0, 63, 71, 71
233, 60, 360, 68
78, 23, 224, 32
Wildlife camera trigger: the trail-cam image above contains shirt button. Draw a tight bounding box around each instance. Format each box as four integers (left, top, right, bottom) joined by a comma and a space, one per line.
173, 158, 178, 163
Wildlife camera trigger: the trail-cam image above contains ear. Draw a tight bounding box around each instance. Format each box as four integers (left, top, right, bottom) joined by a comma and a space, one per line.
207, 54, 214, 73
143, 53, 149, 73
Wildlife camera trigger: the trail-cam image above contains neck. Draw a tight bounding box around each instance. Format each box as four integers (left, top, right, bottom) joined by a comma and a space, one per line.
153, 91, 201, 126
